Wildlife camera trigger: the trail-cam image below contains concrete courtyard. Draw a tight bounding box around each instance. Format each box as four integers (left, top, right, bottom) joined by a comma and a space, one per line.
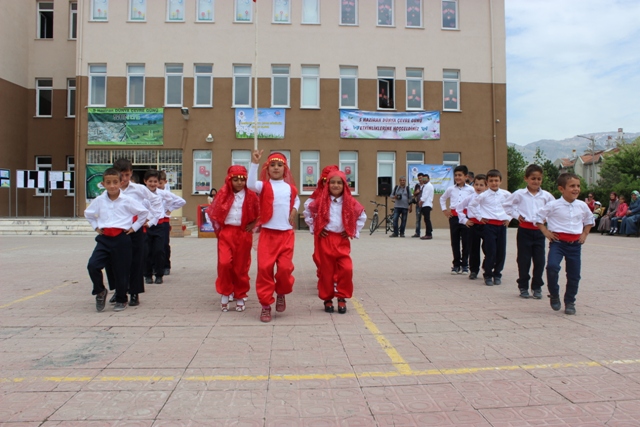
0, 229, 639, 426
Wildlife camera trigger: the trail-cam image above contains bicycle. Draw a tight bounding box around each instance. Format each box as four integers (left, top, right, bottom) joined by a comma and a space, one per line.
369, 201, 394, 235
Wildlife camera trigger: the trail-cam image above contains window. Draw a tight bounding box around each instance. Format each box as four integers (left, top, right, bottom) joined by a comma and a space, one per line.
167, 0, 185, 21
406, 68, 423, 110
340, 0, 357, 25
407, 152, 424, 188
442, 0, 458, 29
377, 68, 395, 110
127, 65, 145, 107
89, 64, 107, 107
193, 150, 212, 194
165, 64, 183, 107
67, 79, 76, 117
197, 0, 215, 22
339, 66, 357, 109
91, 0, 109, 21
235, 0, 253, 22
66, 156, 75, 196
443, 69, 460, 110
377, 152, 396, 184
301, 65, 320, 108
271, 65, 290, 108
37, 2, 54, 39
233, 65, 252, 107
69, 2, 78, 39
302, 0, 319, 24
232, 150, 251, 170
36, 156, 52, 196
406, 0, 422, 28
300, 151, 320, 194
36, 79, 53, 117
443, 152, 460, 166
129, 0, 147, 21
273, 0, 291, 23
377, 0, 393, 26
194, 65, 213, 107
340, 151, 358, 193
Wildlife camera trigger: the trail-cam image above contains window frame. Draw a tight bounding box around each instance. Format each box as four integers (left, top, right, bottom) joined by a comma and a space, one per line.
128, 0, 147, 22
69, 2, 78, 39
405, 0, 422, 28
193, 150, 213, 194
339, 151, 358, 195
377, 152, 396, 185
442, 0, 458, 30
339, 0, 358, 26
443, 69, 460, 111
196, 0, 215, 22
66, 156, 75, 196
36, 78, 53, 118
406, 68, 424, 110
234, 0, 253, 23
88, 64, 107, 107
127, 64, 145, 107
232, 64, 252, 108
67, 78, 76, 118
301, 0, 320, 24
37, 2, 54, 39
35, 156, 52, 196
339, 66, 358, 109
272, 0, 291, 24
194, 64, 214, 107
165, 64, 184, 107
443, 152, 461, 166
300, 65, 320, 109
231, 150, 251, 170
300, 151, 320, 195
271, 64, 290, 108
406, 152, 424, 189
377, 67, 395, 111
90, 0, 109, 21
167, 0, 186, 21
377, 0, 394, 27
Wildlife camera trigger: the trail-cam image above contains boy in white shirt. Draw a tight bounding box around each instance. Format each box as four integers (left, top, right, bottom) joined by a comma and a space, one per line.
457, 174, 488, 280
535, 173, 594, 315
85, 168, 149, 312
158, 171, 186, 276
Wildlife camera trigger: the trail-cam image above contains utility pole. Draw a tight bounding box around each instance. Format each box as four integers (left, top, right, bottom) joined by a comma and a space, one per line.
577, 134, 597, 185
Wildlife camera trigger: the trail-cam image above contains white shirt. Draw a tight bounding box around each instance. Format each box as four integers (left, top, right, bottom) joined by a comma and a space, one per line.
224, 189, 245, 226
419, 182, 434, 208
457, 192, 482, 225
308, 195, 368, 239
248, 163, 301, 230
121, 182, 163, 226
84, 190, 149, 232
503, 188, 555, 223
439, 184, 475, 212
157, 188, 186, 218
536, 197, 594, 234
469, 188, 512, 221
303, 197, 315, 232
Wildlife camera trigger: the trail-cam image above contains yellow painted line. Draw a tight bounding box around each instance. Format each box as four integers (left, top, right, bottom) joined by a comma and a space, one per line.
2, 245, 32, 252
350, 298, 413, 375
0, 281, 75, 309
2, 359, 640, 384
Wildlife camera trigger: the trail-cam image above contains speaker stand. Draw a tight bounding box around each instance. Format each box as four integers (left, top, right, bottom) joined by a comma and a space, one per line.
384, 196, 389, 234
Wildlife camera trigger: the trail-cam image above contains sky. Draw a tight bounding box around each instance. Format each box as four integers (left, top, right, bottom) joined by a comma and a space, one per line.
505, 0, 640, 145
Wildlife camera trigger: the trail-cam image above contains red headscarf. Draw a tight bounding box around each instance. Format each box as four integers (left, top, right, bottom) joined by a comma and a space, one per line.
258, 152, 298, 224
310, 170, 364, 238
207, 165, 259, 233
310, 165, 339, 200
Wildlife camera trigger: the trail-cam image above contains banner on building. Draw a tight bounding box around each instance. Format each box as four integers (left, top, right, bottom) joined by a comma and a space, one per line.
86, 164, 110, 199
340, 110, 440, 140
407, 164, 454, 195
88, 108, 164, 145
235, 108, 285, 139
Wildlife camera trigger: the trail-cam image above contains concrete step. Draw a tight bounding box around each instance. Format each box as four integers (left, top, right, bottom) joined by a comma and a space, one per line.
0, 217, 197, 236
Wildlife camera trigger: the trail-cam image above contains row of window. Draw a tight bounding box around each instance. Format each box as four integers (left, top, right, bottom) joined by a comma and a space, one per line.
37, 0, 459, 40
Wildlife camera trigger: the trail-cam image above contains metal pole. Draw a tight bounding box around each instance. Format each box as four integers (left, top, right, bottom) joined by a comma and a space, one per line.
253, 0, 259, 151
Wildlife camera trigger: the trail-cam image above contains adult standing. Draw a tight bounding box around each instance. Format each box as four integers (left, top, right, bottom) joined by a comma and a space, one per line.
390, 176, 412, 238
411, 173, 425, 238
419, 174, 435, 240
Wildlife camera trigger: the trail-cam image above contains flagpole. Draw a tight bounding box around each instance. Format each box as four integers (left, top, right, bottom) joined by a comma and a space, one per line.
253, 0, 259, 151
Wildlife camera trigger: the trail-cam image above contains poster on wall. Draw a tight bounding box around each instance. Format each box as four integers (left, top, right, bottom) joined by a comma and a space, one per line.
88, 108, 164, 145
407, 164, 454, 195
0, 169, 9, 188
86, 164, 110, 199
302, 165, 318, 192
235, 108, 285, 139
340, 110, 440, 140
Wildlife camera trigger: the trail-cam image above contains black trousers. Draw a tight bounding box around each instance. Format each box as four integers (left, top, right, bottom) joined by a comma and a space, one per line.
420, 206, 433, 237
469, 223, 484, 274
449, 216, 470, 268
482, 224, 507, 279
516, 227, 546, 291
88, 233, 131, 303
144, 224, 167, 278
106, 227, 146, 295
164, 224, 171, 270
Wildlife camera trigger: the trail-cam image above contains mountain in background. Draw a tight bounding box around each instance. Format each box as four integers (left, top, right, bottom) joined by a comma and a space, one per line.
509, 131, 640, 162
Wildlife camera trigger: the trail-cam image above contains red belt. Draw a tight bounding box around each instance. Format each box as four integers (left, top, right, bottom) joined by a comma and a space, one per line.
556, 232, 581, 243
519, 221, 539, 230
451, 209, 458, 217
470, 218, 482, 225
102, 228, 124, 237
486, 219, 506, 226
158, 217, 170, 224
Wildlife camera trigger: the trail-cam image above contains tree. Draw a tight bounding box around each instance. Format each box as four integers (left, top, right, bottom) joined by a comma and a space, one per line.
507, 145, 526, 192
532, 147, 560, 197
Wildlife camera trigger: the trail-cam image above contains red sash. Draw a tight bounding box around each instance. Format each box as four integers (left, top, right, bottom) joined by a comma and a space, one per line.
519, 221, 538, 230
556, 232, 581, 243
486, 219, 505, 226
158, 217, 170, 224
102, 228, 123, 237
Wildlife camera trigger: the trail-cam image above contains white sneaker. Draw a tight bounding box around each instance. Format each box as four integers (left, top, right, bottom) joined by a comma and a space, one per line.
229, 292, 234, 302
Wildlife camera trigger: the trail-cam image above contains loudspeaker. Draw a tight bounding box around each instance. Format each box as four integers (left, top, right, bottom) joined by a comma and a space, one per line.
378, 177, 392, 196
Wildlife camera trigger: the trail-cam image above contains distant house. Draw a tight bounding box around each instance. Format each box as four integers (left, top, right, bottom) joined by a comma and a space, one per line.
569, 148, 620, 186
554, 157, 576, 174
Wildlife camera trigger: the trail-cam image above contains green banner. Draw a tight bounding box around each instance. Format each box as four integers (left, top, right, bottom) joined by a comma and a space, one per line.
86, 164, 110, 199
88, 108, 164, 145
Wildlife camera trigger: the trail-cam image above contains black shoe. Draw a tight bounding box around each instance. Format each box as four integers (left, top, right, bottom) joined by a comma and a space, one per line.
451, 267, 460, 275
129, 294, 139, 306
324, 300, 334, 313
109, 294, 117, 304
96, 290, 107, 312
532, 290, 542, 299
484, 278, 493, 286
164, 268, 170, 276
519, 289, 530, 298
564, 303, 576, 315
113, 302, 127, 312
155, 276, 163, 284
337, 299, 347, 314
411, 234, 420, 238
389, 234, 398, 238
493, 278, 502, 285
469, 272, 477, 280
400, 234, 405, 238
549, 295, 561, 311
144, 276, 153, 284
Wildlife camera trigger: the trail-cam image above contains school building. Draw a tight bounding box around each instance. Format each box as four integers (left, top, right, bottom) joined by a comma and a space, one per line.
0, 0, 506, 228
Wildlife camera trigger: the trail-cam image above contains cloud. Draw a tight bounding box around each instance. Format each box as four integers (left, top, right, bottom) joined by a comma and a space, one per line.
506, 0, 640, 145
